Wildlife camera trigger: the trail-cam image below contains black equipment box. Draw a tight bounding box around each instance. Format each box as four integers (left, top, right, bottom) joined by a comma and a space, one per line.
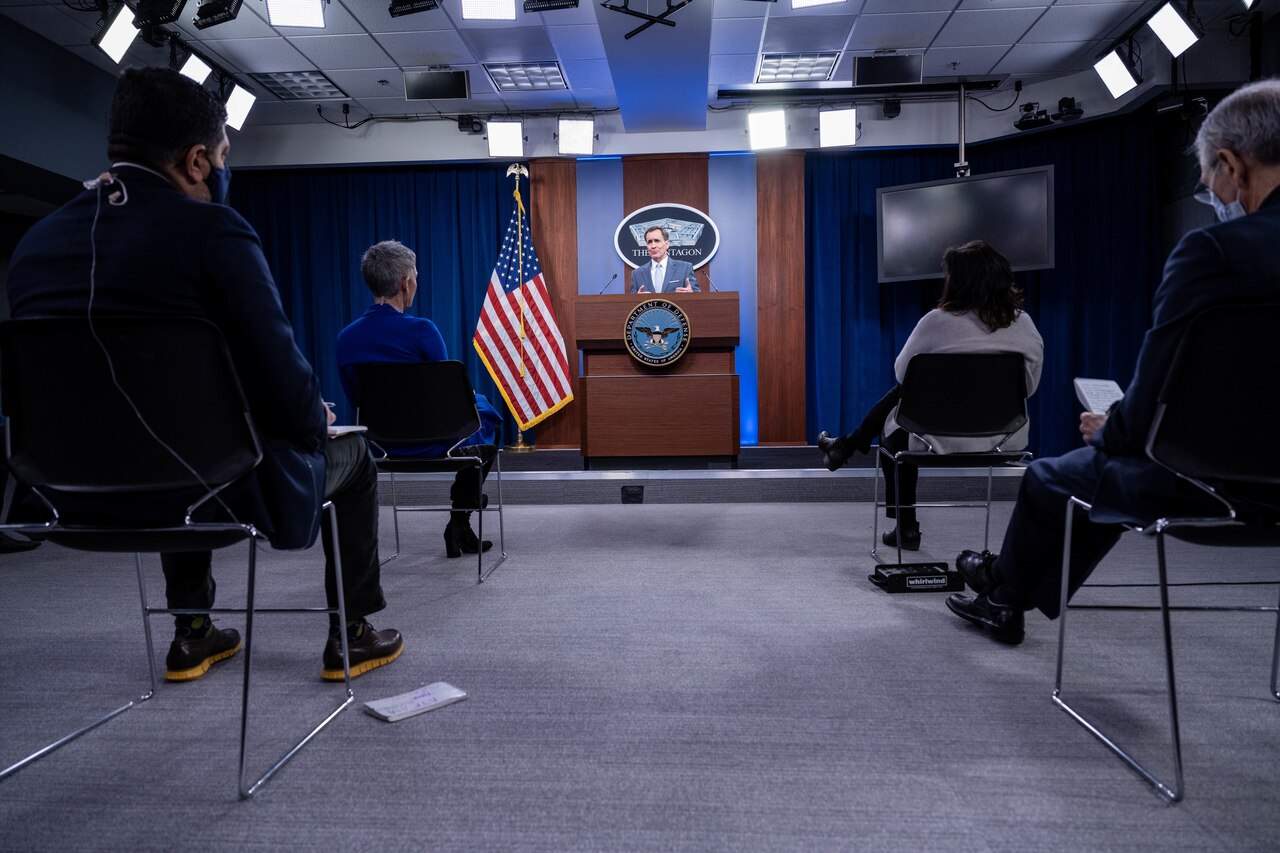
868, 562, 965, 593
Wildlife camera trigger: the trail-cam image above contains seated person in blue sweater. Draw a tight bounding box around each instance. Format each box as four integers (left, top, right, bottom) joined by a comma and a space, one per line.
337, 240, 502, 557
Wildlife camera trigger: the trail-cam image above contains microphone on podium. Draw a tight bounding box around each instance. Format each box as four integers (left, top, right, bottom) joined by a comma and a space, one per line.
704, 274, 720, 292
596, 273, 619, 294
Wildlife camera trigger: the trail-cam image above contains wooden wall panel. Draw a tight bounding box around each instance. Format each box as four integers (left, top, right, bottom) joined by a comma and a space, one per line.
622, 154, 711, 286
755, 153, 807, 445
528, 158, 579, 448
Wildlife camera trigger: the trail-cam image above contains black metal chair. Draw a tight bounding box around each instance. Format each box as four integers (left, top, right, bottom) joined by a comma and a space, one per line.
1053, 303, 1280, 803
0, 316, 353, 799
871, 352, 1032, 564
355, 360, 505, 583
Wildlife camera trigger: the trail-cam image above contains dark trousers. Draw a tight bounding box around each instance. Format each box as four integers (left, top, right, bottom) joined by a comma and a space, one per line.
161, 433, 387, 624
992, 446, 1123, 618
449, 444, 497, 511
879, 429, 918, 526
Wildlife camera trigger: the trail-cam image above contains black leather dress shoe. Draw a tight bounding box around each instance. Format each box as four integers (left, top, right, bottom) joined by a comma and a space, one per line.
881, 526, 921, 551
945, 593, 1025, 645
956, 549, 1000, 595
166, 625, 242, 682
322, 620, 403, 681
816, 431, 850, 472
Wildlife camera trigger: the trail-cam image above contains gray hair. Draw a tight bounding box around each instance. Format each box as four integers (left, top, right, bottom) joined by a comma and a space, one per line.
644, 225, 669, 241
1195, 78, 1280, 171
360, 240, 417, 299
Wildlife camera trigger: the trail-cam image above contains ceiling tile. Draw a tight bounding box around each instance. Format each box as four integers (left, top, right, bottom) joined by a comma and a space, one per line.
1021, 2, 1144, 43
548, 24, 606, 60
708, 53, 761, 86
710, 17, 764, 55
861, 0, 955, 11
561, 58, 612, 89
922, 44, 1011, 76
200, 37, 314, 73
992, 38, 1102, 74
762, 15, 857, 53
374, 29, 476, 66
847, 11, 949, 50
324, 67, 406, 99
460, 26, 555, 62
287, 34, 397, 70
571, 87, 619, 109
933, 8, 1045, 47
0, 4, 96, 46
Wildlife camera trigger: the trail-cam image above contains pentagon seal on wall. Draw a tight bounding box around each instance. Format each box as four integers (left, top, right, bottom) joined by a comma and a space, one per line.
624, 299, 691, 367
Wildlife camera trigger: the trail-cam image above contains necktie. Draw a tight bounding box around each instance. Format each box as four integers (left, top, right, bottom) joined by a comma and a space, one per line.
653, 262, 663, 292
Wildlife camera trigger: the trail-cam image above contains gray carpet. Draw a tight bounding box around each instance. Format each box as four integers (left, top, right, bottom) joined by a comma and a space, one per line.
1, 502, 1277, 851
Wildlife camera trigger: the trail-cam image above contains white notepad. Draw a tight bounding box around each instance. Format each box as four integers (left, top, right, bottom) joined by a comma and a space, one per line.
363, 682, 468, 722
1073, 378, 1124, 415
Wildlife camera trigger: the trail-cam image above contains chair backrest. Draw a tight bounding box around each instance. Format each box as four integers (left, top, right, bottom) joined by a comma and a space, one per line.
1, 317, 262, 498
894, 352, 1028, 440
1148, 303, 1280, 489
355, 361, 481, 449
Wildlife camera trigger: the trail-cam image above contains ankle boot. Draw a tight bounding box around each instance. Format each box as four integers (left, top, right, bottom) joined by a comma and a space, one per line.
444, 512, 493, 557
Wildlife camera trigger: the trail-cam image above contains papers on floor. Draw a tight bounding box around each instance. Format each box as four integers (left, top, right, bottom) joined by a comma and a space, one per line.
1074, 378, 1124, 415
363, 681, 468, 722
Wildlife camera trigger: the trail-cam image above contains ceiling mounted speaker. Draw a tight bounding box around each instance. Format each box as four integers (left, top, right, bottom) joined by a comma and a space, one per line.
854, 54, 923, 87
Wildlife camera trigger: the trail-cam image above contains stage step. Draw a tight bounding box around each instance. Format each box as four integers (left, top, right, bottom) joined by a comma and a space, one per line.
375, 446, 1027, 506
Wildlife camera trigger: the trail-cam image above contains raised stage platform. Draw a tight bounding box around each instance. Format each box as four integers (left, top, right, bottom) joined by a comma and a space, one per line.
376, 445, 1028, 506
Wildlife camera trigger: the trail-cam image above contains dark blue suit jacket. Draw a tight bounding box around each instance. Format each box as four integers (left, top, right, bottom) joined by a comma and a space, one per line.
1088, 187, 1280, 524
335, 303, 501, 457
7, 164, 328, 549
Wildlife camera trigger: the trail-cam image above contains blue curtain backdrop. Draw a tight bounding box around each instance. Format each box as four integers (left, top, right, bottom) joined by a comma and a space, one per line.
230, 163, 522, 439
806, 110, 1165, 458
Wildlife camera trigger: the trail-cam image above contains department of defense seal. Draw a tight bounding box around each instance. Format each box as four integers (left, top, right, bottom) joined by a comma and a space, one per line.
624, 299, 691, 367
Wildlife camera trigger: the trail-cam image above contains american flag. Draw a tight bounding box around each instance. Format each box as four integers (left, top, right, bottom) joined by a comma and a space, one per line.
472, 186, 574, 431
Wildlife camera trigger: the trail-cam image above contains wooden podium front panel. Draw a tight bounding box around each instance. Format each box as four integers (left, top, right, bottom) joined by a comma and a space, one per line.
583, 349, 734, 378
580, 374, 739, 457
576, 293, 740, 350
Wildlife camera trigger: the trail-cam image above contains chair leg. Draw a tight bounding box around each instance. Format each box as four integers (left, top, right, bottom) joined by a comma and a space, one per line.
982, 465, 995, 552
871, 451, 883, 562
1271, 580, 1280, 702
0, 553, 157, 783
475, 452, 507, 584
237, 503, 354, 799
379, 471, 401, 566
1052, 497, 1185, 803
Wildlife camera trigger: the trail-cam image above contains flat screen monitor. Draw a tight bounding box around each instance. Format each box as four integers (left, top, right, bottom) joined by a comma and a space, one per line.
876, 165, 1055, 283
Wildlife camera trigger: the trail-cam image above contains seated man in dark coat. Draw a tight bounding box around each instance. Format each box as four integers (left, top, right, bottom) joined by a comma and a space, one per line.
6, 68, 402, 682
336, 240, 502, 557
947, 79, 1280, 644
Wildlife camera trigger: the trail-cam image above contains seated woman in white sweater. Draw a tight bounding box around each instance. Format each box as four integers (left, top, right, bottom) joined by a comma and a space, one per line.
817, 240, 1044, 551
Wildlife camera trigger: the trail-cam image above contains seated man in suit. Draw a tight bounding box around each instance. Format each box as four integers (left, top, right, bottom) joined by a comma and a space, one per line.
6, 68, 402, 682
629, 226, 699, 294
336, 240, 502, 557
946, 79, 1280, 645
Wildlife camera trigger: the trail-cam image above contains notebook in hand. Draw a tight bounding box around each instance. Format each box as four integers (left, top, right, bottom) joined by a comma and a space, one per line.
328, 424, 368, 438
1073, 378, 1124, 415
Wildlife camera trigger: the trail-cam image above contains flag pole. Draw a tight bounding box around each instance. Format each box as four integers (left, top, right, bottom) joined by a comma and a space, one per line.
504, 162, 535, 453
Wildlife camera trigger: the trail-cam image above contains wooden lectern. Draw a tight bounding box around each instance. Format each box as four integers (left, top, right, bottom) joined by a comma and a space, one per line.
575, 292, 740, 461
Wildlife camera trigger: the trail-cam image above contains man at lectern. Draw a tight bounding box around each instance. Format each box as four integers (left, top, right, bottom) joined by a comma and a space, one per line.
630, 225, 699, 294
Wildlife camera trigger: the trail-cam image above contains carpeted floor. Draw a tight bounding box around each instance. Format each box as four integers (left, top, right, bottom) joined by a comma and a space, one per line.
1, 502, 1277, 851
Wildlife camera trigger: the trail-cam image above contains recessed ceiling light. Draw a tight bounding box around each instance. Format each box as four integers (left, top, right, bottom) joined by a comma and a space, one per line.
250, 70, 347, 100
756, 52, 839, 84
485, 62, 567, 92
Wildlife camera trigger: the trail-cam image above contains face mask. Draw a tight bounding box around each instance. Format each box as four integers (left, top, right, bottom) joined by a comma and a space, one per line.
1210, 190, 1246, 223
205, 162, 231, 205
